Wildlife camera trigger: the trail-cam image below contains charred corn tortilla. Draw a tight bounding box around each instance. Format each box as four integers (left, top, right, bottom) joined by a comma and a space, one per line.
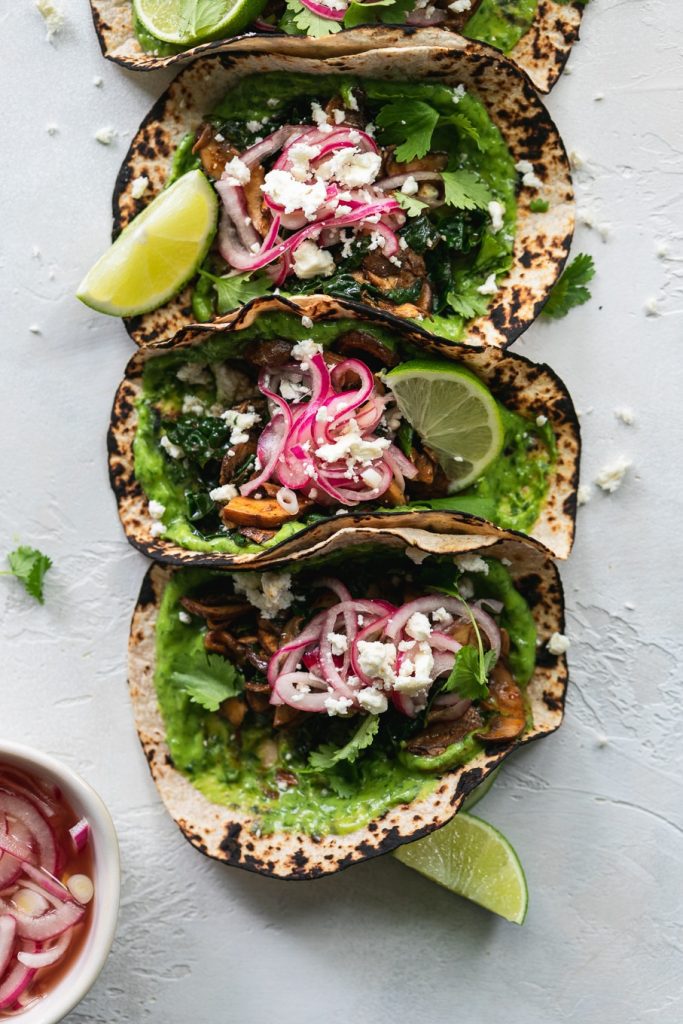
108, 295, 580, 565
128, 525, 567, 879
89, 9, 583, 94
111, 46, 573, 349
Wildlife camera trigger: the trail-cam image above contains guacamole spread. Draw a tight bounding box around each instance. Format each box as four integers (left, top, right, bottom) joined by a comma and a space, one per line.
154, 554, 536, 838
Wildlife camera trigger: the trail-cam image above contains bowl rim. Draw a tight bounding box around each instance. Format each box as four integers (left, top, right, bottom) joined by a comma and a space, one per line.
0, 741, 120, 1023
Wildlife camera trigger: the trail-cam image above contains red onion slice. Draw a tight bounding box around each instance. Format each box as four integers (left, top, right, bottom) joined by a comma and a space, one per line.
297, 0, 347, 22
17, 930, 70, 969
0, 917, 16, 980
0, 794, 57, 875
0, 961, 35, 1011
68, 818, 90, 854
4, 895, 84, 942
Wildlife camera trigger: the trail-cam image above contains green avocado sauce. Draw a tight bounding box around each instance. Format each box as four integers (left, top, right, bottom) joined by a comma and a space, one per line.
133, 313, 555, 554
155, 569, 437, 837
465, 0, 539, 54
154, 556, 535, 838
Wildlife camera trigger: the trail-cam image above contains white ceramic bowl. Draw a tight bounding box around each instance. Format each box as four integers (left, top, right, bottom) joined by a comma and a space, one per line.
0, 742, 120, 1023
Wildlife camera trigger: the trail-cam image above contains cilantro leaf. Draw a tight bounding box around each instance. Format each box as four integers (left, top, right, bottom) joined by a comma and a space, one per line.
375, 100, 440, 162
441, 112, 481, 149
0, 547, 52, 604
441, 170, 492, 211
542, 253, 595, 320
344, 0, 413, 27
443, 645, 496, 701
200, 270, 271, 315
395, 191, 429, 218
308, 715, 379, 772
284, 0, 342, 36
171, 652, 244, 712
529, 197, 549, 213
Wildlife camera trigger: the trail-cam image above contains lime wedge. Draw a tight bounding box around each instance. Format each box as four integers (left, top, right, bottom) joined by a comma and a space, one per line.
385, 360, 504, 489
393, 812, 528, 924
134, 0, 265, 45
461, 766, 500, 812
77, 169, 217, 318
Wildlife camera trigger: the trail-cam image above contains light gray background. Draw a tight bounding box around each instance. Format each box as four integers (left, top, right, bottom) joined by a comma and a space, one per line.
2, 1, 682, 1021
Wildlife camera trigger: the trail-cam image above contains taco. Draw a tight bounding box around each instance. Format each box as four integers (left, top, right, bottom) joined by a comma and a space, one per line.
89, 2, 584, 94
81, 47, 573, 348
128, 525, 567, 878
108, 296, 580, 564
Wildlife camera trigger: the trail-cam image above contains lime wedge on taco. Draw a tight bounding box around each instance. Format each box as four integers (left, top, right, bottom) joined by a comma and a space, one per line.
134, 0, 263, 44
77, 169, 217, 318
385, 360, 505, 489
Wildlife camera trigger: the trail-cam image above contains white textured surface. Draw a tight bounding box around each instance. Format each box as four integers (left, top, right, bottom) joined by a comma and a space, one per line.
2, 2, 682, 1020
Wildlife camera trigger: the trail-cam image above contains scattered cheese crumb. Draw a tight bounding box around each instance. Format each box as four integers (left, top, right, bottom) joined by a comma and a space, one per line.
179, 611, 192, 625
149, 500, 165, 520
301, 315, 313, 329
223, 156, 251, 186
402, 176, 419, 196
577, 484, 592, 506
547, 632, 570, 656
232, 572, 294, 619
150, 521, 165, 538
595, 456, 631, 494
448, 0, 472, 10
35, 0, 65, 41
614, 407, 635, 425
488, 200, 505, 233
515, 159, 543, 190
95, 127, 115, 146
209, 484, 238, 503
93, 76, 104, 87
405, 613, 432, 643
324, 695, 354, 717
160, 435, 185, 460
327, 632, 348, 657
130, 176, 149, 200
357, 689, 389, 714
644, 297, 659, 317
455, 554, 489, 574
28, 325, 42, 335
292, 240, 335, 280
536, 414, 548, 427
477, 273, 499, 296
46, 124, 59, 136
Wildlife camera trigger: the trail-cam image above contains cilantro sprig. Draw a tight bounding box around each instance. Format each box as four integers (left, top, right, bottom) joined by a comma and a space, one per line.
542, 253, 595, 319
171, 652, 244, 712
307, 715, 379, 771
395, 192, 429, 218
283, 0, 342, 37
1, 546, 52, 604
441, 587, 496, 701
200, 270, 271, 315
375, 100, 441, 162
